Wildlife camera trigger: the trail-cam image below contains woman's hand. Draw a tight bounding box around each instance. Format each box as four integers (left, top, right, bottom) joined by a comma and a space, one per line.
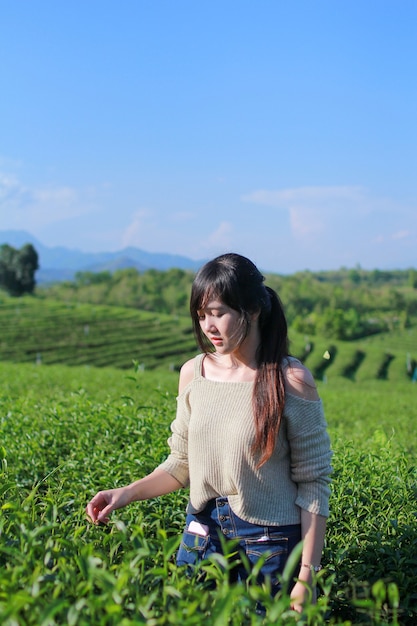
86, 470, 183, 525
86, 486, 131, 525
290, 580, 317, 613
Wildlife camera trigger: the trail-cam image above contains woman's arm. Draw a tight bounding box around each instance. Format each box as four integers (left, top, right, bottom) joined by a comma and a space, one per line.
290, 510, 327, 611
86, 359, 197, 525
86, 469, 183, 524
284, 360, 331, 611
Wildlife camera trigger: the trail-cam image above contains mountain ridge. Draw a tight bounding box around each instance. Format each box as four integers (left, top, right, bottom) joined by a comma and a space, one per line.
0, 230, 205, 283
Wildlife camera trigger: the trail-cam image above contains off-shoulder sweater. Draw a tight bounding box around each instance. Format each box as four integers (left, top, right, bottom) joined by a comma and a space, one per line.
157, 354, 332, 526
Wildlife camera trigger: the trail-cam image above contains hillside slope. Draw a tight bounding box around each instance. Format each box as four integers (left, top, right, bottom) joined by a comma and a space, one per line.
0, 297, 197, 371
1, 296, 416, 380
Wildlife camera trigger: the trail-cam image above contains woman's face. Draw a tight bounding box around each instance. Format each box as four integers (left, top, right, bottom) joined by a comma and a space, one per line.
197, 299, 243, 354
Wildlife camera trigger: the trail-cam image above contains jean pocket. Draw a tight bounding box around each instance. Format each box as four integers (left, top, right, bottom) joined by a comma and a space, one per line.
244, 537, 288, 586
176, 530, 209, 567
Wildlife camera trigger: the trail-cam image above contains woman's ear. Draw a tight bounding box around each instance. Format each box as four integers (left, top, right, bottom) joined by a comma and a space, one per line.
251, 309, 261, 322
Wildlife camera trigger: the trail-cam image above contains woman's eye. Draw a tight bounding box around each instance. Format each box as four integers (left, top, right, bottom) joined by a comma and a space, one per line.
197, 309, 225, 320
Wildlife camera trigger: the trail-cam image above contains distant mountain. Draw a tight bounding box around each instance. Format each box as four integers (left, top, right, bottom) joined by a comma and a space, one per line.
0, 230, 205, 283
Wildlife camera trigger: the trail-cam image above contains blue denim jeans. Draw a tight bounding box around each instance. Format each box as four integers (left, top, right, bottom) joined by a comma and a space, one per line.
176, 497, 301, 595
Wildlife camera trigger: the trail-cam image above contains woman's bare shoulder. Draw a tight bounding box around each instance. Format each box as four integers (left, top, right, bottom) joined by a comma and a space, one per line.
178, 357, 196, 393
283, 358, 319, 401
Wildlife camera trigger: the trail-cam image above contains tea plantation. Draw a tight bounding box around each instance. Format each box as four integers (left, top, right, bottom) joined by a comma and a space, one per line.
1, 297, 416, 382
1, 298, 417, 625
0, 298, 197, 370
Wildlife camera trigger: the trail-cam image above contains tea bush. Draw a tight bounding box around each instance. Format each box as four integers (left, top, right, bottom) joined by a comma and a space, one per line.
1, 363, 416, 624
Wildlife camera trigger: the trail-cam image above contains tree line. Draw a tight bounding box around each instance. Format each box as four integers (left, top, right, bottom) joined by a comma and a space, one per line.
0, 243, 39, 296
2, 242, 416, 341
39, 265, 417, 342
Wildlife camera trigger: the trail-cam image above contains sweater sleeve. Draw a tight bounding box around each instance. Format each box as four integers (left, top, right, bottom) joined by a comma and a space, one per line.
284, 395, 332, 517
156, 388, 191, 487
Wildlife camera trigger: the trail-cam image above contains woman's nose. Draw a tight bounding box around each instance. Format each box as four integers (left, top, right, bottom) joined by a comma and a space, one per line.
203, 316, 216, 331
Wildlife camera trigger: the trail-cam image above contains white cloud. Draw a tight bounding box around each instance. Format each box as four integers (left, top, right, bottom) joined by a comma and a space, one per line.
239, 185, 417, 271
373, 229, 412, 245
0, 170, 100, 231
0, 172, 25, 202
121, 209, 154, 248
119, 208, 201, 252
241, 186, 364, 208
121, 216, 235, 260
202, 221, 233, 251
241, 185, 410, 242
171, 211, 195, 222
33, 186, 77, 204
391, 230, 410, 240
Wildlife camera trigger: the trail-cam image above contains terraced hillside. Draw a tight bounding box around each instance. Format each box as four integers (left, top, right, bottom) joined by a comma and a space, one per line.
0, 297, 197, 370
291, 327, 417, 383
1, 296, 416, 380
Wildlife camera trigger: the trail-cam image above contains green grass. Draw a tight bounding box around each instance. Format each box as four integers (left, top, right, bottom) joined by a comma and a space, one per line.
1, 361, 416, 624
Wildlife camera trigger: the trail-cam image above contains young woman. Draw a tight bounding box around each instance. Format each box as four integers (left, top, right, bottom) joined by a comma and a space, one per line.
86, 253, 332, 612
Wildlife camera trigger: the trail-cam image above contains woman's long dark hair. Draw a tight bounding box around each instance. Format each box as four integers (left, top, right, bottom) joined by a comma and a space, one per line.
190, 253, 289, 467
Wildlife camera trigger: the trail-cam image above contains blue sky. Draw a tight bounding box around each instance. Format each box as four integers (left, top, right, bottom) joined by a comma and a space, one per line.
1, 0, 416, 273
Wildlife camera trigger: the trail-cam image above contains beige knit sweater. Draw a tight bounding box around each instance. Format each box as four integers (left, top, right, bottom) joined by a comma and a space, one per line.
158, 354, 332, 526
